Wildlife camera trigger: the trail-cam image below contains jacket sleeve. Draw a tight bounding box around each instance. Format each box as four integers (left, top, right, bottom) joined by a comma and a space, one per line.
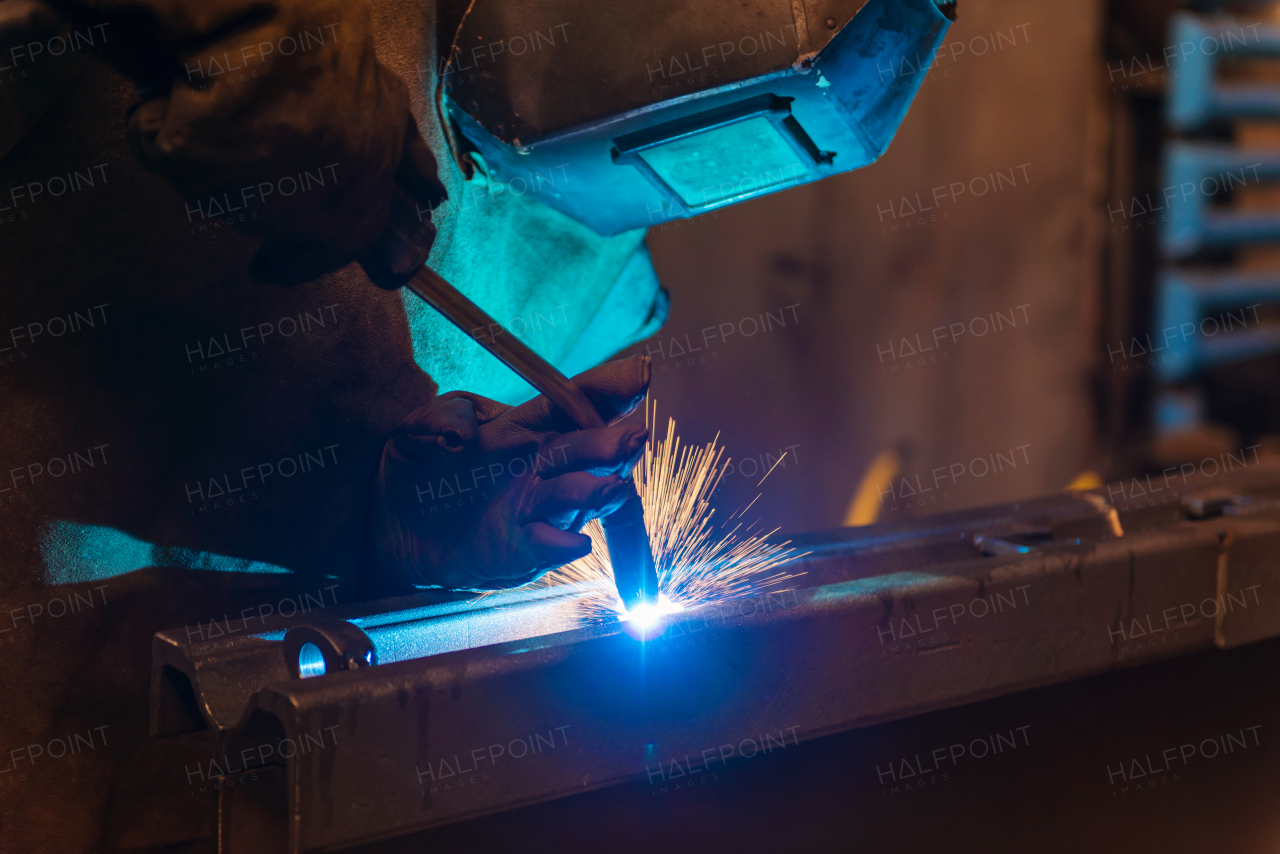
41, 0, 445, 283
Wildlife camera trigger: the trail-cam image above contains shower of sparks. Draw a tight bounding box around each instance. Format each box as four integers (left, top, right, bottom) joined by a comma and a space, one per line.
529, 399, 805, 625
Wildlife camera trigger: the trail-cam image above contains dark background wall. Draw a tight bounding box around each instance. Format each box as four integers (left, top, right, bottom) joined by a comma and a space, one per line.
634, 0, 1106, 537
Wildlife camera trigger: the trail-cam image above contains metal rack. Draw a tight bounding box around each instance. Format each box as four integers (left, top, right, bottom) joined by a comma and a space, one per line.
1157, 12, 1280, 437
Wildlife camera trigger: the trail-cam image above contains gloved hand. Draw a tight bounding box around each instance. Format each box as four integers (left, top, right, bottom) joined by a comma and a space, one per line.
36, 0, 445, 284
364, 354, 651, 594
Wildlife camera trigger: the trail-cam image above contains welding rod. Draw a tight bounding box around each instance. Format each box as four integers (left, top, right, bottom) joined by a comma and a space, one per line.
405, 265, 659, 609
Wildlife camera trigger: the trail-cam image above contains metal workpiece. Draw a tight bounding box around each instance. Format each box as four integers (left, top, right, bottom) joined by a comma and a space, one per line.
282, 621, 378, 679
152, 489, 1110, 735
152, 469, 1280, 852
152, 583, 601, 736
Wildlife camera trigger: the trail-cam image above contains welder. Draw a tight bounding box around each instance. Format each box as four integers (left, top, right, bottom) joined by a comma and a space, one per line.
0, 0, 950, 845
1, 0, 662, 602
1, 0, 953, 598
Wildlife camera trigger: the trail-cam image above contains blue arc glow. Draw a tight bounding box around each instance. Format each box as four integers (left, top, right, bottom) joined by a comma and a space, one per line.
619, 594, 682, 632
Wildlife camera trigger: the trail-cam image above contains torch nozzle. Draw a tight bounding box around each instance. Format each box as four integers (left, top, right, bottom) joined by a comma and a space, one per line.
602, 490, 659, 610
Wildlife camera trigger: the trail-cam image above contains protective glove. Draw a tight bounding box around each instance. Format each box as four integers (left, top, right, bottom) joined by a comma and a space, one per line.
364, 354, 651, 594
36, 0, 445, 284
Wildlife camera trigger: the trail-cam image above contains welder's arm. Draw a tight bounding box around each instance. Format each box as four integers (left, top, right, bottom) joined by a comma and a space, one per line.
362, 354, 652, 596
27, 0, 444, 283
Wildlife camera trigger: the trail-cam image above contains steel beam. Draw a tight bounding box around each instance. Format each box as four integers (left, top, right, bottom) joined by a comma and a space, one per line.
148, 465, 1280, 853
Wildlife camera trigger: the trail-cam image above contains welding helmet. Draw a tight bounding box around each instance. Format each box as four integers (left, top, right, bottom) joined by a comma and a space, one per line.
441, 0, 955, 235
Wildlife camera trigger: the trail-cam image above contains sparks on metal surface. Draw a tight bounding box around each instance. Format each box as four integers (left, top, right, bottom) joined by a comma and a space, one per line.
530, 399, 804, 625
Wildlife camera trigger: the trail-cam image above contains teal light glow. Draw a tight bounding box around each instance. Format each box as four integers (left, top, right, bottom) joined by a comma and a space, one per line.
297, 642, 327, 678
638, 116, 809, 208
39, 520, 292, 585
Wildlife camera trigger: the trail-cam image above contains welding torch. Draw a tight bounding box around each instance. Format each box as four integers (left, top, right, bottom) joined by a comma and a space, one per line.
403, 265, 659, 611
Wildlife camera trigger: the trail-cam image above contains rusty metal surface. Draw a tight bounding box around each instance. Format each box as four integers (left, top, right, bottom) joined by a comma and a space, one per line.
149, 465, 1280, 852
